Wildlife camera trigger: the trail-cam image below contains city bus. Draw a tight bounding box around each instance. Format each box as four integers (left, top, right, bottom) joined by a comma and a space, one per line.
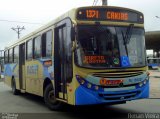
147, 57, 160, 69
3, 6, 149, 110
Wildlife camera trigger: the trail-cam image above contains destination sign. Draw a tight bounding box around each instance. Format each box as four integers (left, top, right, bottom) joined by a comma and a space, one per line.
83, 55, 106, 64
77, 7, 144, 23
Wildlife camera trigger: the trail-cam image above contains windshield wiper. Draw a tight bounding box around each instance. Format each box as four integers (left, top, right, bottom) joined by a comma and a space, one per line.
125, 24, 134, 44
121, 24, 134, 56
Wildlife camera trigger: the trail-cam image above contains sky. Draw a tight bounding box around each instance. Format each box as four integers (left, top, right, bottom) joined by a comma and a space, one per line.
0, 0, 160, 50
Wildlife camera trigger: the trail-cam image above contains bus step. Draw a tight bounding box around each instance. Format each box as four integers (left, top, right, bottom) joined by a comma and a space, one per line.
20, 89, 26, 93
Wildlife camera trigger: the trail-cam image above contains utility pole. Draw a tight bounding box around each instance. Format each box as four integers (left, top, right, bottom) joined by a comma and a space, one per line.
102, 0, 107, 5
11, 26, 25, 39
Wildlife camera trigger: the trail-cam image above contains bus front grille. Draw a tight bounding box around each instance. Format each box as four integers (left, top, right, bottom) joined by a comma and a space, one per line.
92, 71, 144, 78
99, 91, 141, 100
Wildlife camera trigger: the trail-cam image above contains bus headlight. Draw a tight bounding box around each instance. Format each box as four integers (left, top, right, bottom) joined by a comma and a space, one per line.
80, 79, 85, 85
139, 82, 143, 87
87, 83, 92, 88
76, 75, 85, 84
94, 86, 99, 90
143, 80, 147, 85
138, 77, 149, 88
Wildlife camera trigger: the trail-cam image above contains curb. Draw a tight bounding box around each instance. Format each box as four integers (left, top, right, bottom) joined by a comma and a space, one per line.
154, 76, 160, 78
150, 76, 160, 78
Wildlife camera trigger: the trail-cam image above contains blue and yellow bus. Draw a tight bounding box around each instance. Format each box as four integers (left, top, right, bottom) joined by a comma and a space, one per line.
4, 6, 149, 110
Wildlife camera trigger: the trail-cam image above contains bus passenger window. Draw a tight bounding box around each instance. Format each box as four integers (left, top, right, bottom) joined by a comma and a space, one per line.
13, 46, 19, 63
4, 50, 8, 64
42, 30, 52, 58
26, 39, 33, 60
34, 36, 41, 59
9, 49, 13, 63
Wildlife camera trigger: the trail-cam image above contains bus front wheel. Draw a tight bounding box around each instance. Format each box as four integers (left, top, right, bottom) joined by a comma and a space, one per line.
12, 78, 19, 95
44, 84, 63, 110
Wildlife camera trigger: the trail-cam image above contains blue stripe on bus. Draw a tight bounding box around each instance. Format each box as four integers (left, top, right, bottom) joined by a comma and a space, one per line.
4, 64, 17, 77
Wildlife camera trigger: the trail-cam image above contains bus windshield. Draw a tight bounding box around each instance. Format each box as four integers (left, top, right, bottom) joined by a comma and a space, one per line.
75, 25, 146, 68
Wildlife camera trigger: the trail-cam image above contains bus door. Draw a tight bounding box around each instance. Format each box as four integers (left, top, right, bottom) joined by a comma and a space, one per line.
54, 18, 73, 100
19, 43, 26, 90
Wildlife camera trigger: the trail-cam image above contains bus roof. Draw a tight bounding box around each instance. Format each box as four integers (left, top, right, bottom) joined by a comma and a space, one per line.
5, 6, 143, 50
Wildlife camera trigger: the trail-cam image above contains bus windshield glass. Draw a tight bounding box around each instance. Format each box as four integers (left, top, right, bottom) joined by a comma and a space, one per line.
75, 25, 146, 68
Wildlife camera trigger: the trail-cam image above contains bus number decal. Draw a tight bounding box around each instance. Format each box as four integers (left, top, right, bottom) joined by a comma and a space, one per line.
86, 10, 99, 19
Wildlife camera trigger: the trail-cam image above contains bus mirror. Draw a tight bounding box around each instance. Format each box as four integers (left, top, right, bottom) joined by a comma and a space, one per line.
71, 27, 75, 41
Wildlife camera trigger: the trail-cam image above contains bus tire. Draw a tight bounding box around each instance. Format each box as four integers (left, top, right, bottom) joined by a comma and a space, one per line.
44, 84, 63, 110
12, 78, 19, 95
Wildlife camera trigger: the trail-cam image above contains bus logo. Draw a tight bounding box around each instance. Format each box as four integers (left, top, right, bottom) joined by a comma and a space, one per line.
100, 78, 123, 86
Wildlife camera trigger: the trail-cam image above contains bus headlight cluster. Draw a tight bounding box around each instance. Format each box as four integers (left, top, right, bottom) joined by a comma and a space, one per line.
76, 75, 100, 91
138, 77, 149, 87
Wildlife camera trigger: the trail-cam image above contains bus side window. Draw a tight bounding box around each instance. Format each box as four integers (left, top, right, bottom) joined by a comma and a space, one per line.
42, 30, 52, 58
9, 48, 13, 63
26, 39, 33, 60
4, 50, 9, 64
13, 46, 19, 63
33, 36, 41, 59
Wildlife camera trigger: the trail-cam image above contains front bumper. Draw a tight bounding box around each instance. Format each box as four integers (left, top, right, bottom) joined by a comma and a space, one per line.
75, 81, 149, 105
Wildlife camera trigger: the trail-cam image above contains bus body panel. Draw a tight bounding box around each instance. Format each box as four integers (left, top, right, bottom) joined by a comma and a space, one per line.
25, 59, 53, 96
4, 63, 17, 87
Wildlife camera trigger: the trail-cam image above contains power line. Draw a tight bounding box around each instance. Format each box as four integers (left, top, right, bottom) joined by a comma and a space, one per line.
0, 19, 43, 25
95, 0, 99, 5
93, 0, 102, 6
93, 0, 99, 6
98, 0, 102, 6
93, 0, 96, 6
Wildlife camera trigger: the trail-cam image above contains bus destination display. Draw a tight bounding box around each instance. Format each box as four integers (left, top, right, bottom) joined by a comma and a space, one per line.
77, 8, 144, 23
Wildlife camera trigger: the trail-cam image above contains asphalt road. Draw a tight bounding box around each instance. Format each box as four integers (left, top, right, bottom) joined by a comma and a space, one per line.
0, 76, 160, 119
